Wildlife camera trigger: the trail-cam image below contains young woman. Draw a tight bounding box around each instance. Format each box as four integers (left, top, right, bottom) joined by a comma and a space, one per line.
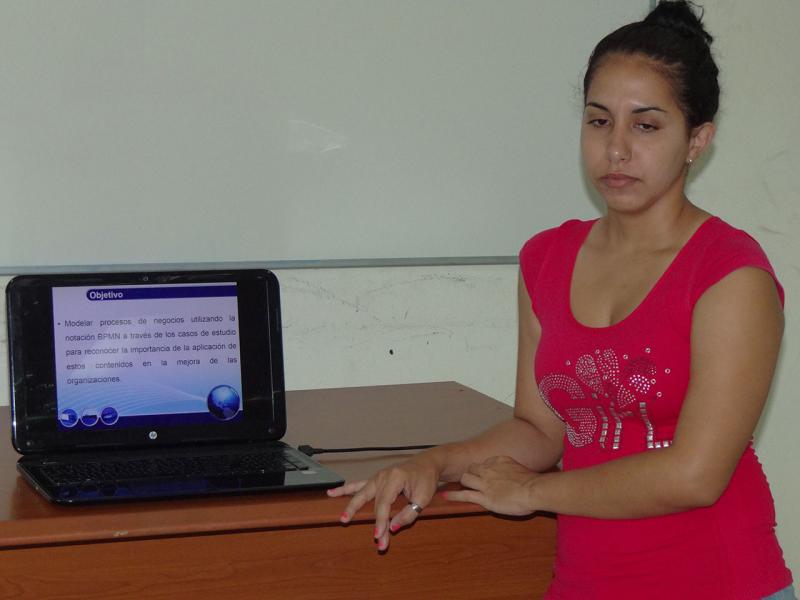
328, 2, 796, 598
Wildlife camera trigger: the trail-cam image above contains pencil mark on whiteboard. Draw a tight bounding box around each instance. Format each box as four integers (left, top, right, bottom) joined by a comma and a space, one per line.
757, 224, 785, 236
364, 273, 473, 296
283, 278, 364, 312
288, 120, 347, 154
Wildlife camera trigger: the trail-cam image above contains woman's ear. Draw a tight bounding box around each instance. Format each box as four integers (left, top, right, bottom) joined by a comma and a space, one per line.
687, 121, 716, 163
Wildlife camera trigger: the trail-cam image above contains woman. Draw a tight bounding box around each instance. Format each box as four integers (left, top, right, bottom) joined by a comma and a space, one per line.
328, 2, 796, 598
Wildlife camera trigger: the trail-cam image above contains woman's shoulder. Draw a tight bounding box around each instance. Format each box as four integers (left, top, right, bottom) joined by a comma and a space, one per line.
519, 218, 594, 260
694, 216, 772, 263
687, 215, 784, 306
518, 219, 595, 294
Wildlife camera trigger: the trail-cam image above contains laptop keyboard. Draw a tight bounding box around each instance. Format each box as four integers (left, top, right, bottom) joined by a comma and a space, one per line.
38, 449, 309, 486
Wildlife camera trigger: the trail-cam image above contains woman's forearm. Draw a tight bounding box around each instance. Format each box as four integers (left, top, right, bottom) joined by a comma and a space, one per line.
421, 417, 563, 483
527, 446, 716, 519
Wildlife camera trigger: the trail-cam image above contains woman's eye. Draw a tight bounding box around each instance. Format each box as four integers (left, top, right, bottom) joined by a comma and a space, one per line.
587, 118, 609, 127
636, 122, 658, 131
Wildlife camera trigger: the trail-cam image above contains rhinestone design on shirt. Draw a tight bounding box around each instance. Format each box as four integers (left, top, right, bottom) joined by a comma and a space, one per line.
539, 347, 672, 451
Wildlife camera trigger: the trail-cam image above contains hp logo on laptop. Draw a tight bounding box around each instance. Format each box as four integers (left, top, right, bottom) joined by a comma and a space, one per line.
148, 431, 158, 440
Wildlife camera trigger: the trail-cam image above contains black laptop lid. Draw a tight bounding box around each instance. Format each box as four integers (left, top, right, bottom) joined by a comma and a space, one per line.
6, 269, 286, 454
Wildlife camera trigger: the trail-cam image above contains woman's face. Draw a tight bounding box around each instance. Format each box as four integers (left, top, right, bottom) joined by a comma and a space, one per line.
580, 53, 711, 215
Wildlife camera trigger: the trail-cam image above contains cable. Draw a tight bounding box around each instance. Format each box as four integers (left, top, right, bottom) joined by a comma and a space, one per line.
298, 444, 437, 457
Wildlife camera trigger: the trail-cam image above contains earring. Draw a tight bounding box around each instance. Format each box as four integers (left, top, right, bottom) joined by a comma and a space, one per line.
686, 158, 694, 166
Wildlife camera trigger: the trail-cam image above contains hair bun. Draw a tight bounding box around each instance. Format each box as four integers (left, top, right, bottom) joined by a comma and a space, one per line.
644, 0, 713, 44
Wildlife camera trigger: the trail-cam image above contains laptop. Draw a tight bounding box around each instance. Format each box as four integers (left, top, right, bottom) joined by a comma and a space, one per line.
5, 269, 344, 504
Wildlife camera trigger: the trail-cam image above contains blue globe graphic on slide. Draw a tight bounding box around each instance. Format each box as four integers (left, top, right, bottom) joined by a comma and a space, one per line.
207, 385, 241, 420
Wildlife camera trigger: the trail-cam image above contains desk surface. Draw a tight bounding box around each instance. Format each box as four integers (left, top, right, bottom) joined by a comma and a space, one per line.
0, 382, 556, 599
0, 381, 516, 548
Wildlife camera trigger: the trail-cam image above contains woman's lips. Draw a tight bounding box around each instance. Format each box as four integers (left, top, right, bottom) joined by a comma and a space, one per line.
601, 173, 638, 188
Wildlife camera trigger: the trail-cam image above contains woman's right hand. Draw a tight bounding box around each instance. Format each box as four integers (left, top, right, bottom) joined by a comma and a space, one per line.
326, 454, 441, 551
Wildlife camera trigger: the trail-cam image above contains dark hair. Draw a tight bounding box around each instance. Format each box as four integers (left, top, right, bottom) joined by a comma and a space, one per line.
583, 0, 719, 128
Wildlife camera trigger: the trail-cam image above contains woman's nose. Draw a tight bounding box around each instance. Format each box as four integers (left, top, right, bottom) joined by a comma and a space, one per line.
606, 127, 631, 164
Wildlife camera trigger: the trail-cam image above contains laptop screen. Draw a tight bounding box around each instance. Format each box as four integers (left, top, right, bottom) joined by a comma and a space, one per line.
7, 269, 285, 453
52, 283, 244, 431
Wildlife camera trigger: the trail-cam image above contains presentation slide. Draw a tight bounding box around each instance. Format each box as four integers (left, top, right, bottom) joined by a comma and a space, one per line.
52, 283, 243, 430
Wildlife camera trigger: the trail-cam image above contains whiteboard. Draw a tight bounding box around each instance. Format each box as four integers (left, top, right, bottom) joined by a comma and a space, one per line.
0, 0, 645, 268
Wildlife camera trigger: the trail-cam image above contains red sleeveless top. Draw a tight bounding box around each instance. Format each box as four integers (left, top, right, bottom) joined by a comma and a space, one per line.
520, 217, 792, 599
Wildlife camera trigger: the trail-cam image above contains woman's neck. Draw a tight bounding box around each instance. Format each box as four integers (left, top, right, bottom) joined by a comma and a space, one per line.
598, 199, 709, 253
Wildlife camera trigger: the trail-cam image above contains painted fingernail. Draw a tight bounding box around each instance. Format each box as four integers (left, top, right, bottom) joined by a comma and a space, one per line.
373, 527, 380, 538
390, 523, 400, 533
340, 512, 349, 522
440, 491, 449, 499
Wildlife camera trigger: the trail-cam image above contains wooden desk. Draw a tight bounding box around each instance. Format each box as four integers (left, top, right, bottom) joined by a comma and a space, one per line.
0, 382, 556, 599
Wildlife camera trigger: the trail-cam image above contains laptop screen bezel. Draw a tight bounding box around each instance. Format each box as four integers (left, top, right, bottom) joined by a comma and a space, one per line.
6, 269, 286, 454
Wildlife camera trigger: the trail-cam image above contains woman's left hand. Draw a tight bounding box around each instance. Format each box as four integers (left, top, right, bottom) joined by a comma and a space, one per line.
445, 455, 541, 516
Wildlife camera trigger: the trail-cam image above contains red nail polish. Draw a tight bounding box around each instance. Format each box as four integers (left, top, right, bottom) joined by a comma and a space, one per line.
373, 527, 380, 538
390, 523, 400, 533
340, 512, 349, 521
440, 491, 449, 500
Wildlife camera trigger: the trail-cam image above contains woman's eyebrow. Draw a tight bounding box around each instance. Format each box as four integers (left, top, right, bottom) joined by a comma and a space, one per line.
632, 106, 667, 114
585, 101, 608, 111
585, 102, 667, 115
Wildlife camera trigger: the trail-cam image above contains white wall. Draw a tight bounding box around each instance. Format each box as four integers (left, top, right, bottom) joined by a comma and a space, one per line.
687, 0, 800, 579
0, 0, 643, 268
0, 0, 797, 582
